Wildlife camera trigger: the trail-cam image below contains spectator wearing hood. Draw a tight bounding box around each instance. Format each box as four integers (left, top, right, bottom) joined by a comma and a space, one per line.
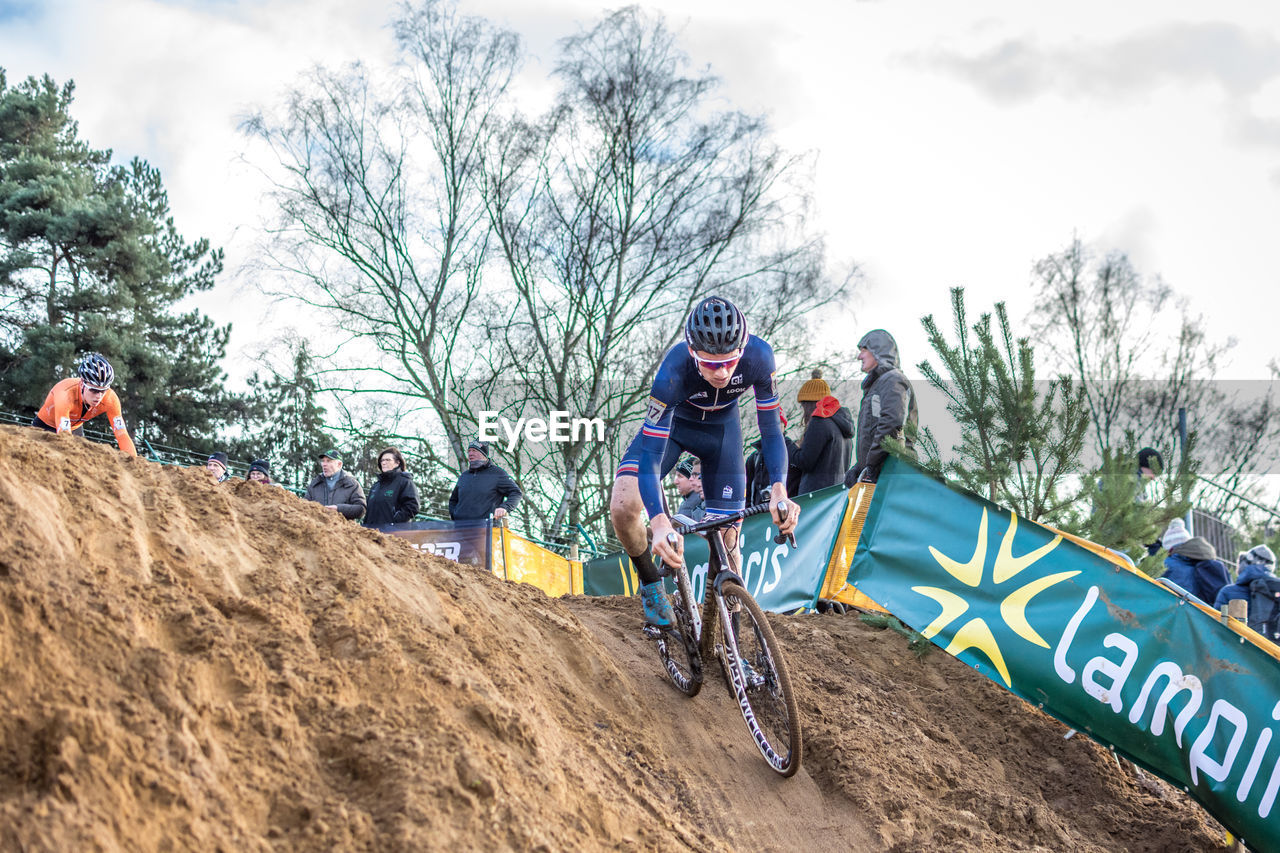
1213, 544, 1278, 609
449, 440, 522, 522
793, 372, 855, 493
364, 446, 421, 528
745, 412, 801, 504
1159, 517, 1230, 604
305, 448, 366, 520
844, 330, 918, 486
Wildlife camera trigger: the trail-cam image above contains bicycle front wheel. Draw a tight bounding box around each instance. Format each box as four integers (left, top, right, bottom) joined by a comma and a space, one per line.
717, 581, 802, 777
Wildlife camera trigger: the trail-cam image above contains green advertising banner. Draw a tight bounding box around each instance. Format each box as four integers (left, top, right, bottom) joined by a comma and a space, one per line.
851, 457, 1280, 851
583, 485, 851, 612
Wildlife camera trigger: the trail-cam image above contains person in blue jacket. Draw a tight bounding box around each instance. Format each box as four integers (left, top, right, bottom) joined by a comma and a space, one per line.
1213, 544, 1278, 609
1159, 517, 1230, 604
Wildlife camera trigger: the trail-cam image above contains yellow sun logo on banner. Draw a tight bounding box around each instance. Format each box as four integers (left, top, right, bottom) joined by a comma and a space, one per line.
915, 509, 1080, 687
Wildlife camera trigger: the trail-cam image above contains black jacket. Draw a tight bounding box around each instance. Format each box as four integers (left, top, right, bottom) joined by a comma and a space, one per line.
745, 436, 801, 504
845, 330, 918, 485
793, 399, 855, 493
449, 461, 522, 520
304, 471, 366, 520
363, 469, 420, 528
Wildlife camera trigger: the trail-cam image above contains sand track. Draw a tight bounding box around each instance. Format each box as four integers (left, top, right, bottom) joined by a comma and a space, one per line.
0, 427, 1225, 851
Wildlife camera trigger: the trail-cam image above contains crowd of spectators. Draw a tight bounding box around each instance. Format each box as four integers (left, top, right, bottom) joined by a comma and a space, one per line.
44, 334, 926, 541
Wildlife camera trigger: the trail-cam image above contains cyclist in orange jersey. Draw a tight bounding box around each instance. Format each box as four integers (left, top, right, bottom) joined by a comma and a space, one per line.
32, 353, 137, 457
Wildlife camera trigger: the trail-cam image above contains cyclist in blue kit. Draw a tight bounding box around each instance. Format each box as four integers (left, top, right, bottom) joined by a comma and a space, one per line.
610, 296, 800, 629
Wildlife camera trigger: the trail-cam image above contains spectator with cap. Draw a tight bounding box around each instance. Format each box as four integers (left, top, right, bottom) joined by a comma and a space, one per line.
844, 330, 918, 486
1159, 517, 1230, 604
245, 459, 275, 485
305, 448, 366, 520
1137, 447, 1163, 492
449, 439, 521, 522
1136, 447, 1165, 555
671, 456, 705, 521
364, 446, 421, 528
1213, 544, 1279, 609
793, 374, 855, 493
204, 452, 231, 483
798, 370, 853, 472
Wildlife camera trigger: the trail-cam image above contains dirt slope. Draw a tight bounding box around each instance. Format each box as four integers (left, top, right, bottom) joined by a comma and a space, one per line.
0, 427, 1225, 851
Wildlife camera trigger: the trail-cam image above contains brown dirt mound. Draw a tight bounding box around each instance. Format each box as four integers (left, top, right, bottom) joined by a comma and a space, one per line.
0, 426, 1226, 851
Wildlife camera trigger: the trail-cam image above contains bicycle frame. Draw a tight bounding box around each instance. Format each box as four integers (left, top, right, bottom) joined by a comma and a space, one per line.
680, 522, 739, 669
667, 514, 763, 693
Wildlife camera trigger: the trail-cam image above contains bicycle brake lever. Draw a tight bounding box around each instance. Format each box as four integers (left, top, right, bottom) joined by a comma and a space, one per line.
771, 500, 793, 546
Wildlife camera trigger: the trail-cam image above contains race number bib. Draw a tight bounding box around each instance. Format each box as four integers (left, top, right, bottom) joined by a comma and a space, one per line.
645, 396, 667, 426
58, 417, 71, 432
112, 416, 126, 431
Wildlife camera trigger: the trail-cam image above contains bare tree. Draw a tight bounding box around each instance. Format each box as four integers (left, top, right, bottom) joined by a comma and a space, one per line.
1028, 235, 1280, 524
241, 0, 520, 476
244, 2, 850, 545
480, 6, 849, 543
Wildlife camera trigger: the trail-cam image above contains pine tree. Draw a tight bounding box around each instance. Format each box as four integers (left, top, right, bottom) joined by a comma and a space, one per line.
230, 342, 337, 490
0, 71, 230, 447
918, 288, 1089, 525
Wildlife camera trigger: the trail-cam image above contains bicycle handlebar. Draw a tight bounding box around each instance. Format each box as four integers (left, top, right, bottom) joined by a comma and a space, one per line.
672, 499, 797, 546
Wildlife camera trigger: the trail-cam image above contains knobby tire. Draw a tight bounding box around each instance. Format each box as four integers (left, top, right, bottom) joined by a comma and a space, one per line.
657, 568, 703, 697
718, 581, 802, 777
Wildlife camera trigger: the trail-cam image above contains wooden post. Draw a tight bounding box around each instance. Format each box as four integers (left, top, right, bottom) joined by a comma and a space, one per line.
1228, 598, 1248, 622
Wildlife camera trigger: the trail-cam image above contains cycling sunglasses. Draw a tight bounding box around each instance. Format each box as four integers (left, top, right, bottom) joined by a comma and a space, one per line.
691, 352, 742, 371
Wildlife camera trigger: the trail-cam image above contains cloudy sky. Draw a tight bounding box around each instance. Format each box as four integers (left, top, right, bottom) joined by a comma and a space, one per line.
2, 0, 1278, 386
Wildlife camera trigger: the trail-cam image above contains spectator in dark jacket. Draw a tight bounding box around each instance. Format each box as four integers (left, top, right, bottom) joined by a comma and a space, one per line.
746, 412, 801, 503
1159, 517, 1230, 604
793, 394, 855, 493
797, 369, 853, 472
844, 329, 918, 485
1214, 544, 1278, 609
305, 448, 366, 520
364, 446, 421, 528
449, 440, 521, 521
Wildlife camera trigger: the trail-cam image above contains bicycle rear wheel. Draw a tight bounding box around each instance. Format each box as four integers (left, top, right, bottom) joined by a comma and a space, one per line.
654, 567, 703, 697
717, 581, 802, 777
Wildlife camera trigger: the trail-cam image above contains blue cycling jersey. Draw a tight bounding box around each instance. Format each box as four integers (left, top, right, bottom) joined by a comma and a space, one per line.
617, 334, 788, 518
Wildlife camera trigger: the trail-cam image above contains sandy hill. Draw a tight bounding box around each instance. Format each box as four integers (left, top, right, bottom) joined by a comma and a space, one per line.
0, 426, 1226, 851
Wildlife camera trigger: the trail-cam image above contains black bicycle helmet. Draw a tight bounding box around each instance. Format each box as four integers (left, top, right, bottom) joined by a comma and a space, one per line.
684, 296, 748, 355
77, 352, 115, 389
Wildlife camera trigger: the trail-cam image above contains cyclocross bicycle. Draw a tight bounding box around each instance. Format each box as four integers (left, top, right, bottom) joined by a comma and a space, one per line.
642, 501, 803, 777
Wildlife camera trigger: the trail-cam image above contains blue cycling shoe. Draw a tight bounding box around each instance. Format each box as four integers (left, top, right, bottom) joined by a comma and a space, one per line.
640, 581, 675, 629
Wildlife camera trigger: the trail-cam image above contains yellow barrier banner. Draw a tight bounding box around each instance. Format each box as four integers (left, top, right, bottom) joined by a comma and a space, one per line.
492, 527, 582, 596
817, 484, 889, 613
